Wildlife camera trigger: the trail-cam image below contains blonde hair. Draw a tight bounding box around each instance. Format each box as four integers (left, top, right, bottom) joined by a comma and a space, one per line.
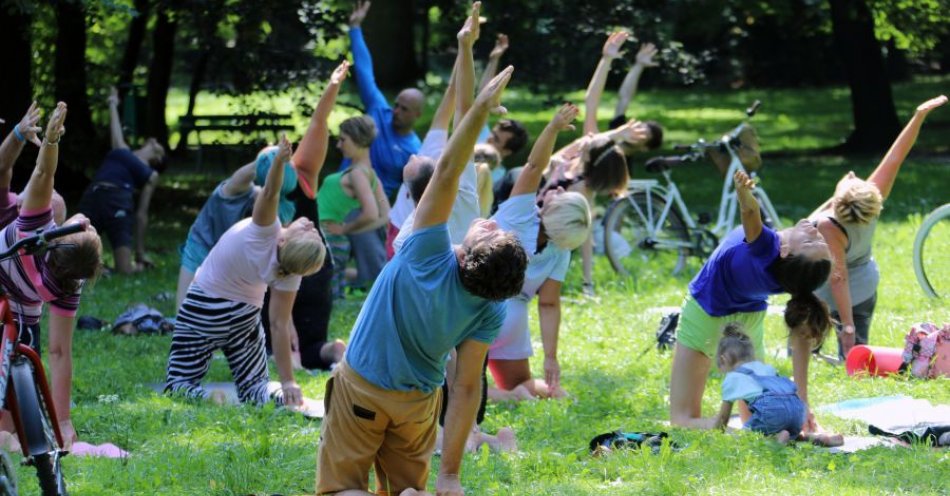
834, 180, 882, 225
278, 232, 326, 277
339, 115, 377, 148
541, 191, 592, 250
473, 143, 501, 169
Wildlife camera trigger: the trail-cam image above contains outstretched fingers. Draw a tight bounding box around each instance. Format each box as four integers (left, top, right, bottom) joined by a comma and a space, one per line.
331, 60, 351, 84
917, 94, 947, 114
552, 103, 579, 132
44, 102, 67, 143
21, 101, 43, 147
478, 65, 514, 114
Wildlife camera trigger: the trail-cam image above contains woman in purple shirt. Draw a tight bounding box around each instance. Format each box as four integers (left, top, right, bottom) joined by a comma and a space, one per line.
669, 171, 833, 435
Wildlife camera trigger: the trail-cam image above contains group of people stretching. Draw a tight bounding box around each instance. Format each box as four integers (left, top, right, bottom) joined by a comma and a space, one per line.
0, 0, 946, 493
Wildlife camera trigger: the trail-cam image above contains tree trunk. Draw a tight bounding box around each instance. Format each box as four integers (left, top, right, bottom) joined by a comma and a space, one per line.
0, 5, 33, 130
828, 0, 901, 152
54, 0, 100, 193
145, 5, 177, 149
173, 46, 212, 155
360, 0, 420, 89
117, 0, 152, 101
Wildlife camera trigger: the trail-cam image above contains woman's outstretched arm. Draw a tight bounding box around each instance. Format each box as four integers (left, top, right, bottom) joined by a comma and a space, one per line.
866, 95, 947, 200
252, 134, 292, 227
22, 102, 67, 213
292, 61, 350, 194
584, 31, 628, 135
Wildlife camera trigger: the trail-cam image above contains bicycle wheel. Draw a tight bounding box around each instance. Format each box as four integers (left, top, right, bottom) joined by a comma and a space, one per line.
10, 360, 67, 496
604, 191, 691, 278
0, 450, 17, 496
914, 203, 950, 298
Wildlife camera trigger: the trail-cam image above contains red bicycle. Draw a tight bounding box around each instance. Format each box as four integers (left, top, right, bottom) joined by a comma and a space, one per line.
0, 223, 84, 496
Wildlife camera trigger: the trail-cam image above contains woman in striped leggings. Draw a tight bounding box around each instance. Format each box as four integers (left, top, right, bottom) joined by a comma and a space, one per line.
165, 135, 325, 406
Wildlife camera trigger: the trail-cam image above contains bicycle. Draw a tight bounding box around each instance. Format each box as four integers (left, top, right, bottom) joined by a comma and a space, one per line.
0, 223, 85, 496
603, 101, 782, 278
913, 203, 949, 298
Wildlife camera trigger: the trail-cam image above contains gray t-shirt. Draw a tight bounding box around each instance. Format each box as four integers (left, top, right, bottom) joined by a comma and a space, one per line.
814, 216, 879, 310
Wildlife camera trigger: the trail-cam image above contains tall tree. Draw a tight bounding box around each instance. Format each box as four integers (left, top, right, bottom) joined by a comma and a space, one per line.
145, 1, 177, 148
117, 0, 152, 101
359, 0, 420, 88
828, 0, 901, 151
54, 0, 101, 189
0, 3, 33, 132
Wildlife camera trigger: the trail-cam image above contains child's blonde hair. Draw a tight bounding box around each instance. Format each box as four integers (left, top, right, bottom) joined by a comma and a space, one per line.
716, 322, 756, 371
278, 232, 326, 277
834, 180, 882, 225
540, 191, 592, 251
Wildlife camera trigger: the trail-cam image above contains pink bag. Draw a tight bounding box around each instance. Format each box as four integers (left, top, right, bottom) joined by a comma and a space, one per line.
900, 322, 950, 378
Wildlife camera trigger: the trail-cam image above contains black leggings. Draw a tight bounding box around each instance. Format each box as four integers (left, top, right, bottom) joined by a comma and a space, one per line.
262, 245, 336, 370
439, 354, 488, 427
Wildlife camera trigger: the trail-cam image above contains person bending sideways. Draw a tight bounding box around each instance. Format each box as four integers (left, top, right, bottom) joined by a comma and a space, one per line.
315, 63, 527, 495
78, 87, 163, 274
487, 103, 592, 401
0, 103, 102, 449
809, 95, 947, 359
669, 170, 835, 438
165, 135, 324, 408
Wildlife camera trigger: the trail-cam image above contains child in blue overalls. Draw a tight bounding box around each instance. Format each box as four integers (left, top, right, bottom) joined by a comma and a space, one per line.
712, 323, 843, 445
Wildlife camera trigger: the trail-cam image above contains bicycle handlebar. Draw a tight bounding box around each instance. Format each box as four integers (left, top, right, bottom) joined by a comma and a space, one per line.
746, 100, 762, 117
0, 222, 88, 262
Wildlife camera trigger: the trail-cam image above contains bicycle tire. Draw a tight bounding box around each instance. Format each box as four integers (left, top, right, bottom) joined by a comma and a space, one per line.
0, 450, 17, 496
10, 360, 67, 496
913, 203, 950, 298
604, 191, 690, 278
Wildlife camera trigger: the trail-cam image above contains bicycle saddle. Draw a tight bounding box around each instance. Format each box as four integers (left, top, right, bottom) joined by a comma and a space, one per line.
645, 156, 686, 173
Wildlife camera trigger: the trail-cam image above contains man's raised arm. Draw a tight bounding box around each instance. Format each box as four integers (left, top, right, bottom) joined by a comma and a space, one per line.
413, 66, 513, 231
348, 1, 388, 111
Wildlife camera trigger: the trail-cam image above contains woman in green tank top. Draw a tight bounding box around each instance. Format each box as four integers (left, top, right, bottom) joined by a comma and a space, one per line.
317, 115, 390, 297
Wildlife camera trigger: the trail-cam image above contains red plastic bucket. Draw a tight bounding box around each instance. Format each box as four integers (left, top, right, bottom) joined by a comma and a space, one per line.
845, 345, 904, 377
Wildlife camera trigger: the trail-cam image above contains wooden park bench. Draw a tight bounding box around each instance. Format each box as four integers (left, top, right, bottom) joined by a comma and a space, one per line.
178, 113, 295, 167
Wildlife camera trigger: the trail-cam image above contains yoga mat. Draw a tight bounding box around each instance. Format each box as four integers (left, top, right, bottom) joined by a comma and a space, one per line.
820, 396, 950, 433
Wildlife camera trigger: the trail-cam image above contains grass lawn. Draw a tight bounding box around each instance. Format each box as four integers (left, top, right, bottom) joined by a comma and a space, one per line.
18, 78, 950, 495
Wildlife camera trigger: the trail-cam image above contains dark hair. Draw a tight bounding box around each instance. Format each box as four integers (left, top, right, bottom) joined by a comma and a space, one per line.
583, 137, 629, 195
767, 255, 833, 345
407, 158, 436, 204
644, 121, 664, 150
496, 119, 529, 155
459, 232, 527, 301
46, 231, 102, 294
717, 322, 756, 370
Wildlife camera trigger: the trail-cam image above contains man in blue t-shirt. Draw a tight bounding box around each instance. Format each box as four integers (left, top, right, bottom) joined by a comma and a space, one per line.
78, 87, 163, 274
345, 1, 423, 200
316, 47, 527, 496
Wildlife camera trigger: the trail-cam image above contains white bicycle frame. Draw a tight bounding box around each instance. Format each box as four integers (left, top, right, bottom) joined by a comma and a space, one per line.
624, 123, 783, 249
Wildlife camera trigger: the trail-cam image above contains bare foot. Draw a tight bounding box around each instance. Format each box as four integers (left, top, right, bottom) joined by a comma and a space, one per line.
808, 432, 845, 447
319, 339, 346, 366
509, 384, 537, 401
775, 430, 791, 445
0, 431, 20, 454
465, 425, 485, 453
491, 427, 518, 452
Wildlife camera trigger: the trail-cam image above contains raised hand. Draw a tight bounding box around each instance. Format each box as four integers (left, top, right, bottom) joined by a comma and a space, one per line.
602, 30, 629, 60
349, 0, 371, 27
635, 43, 659, 67
17, 101, 43, 147
44, 102, 67, 144
490, 33, 509, 59
617, 119, 649, 146
551, 103, 579, 133
475, 65, 513, 115
330, 60, 351, 85
457, 2, 481, 47
275, 133, 293, 163
107, 86, 120, 108
916, 95, 947, 115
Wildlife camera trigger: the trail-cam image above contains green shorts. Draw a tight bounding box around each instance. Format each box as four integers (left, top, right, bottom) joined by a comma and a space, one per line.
678, 297, 766, 359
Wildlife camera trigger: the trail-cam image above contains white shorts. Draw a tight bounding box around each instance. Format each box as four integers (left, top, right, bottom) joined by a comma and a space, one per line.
487, 299, 533, 360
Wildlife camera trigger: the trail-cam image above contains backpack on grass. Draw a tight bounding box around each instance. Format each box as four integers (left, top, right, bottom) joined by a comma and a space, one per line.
899, 322, 950, 379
